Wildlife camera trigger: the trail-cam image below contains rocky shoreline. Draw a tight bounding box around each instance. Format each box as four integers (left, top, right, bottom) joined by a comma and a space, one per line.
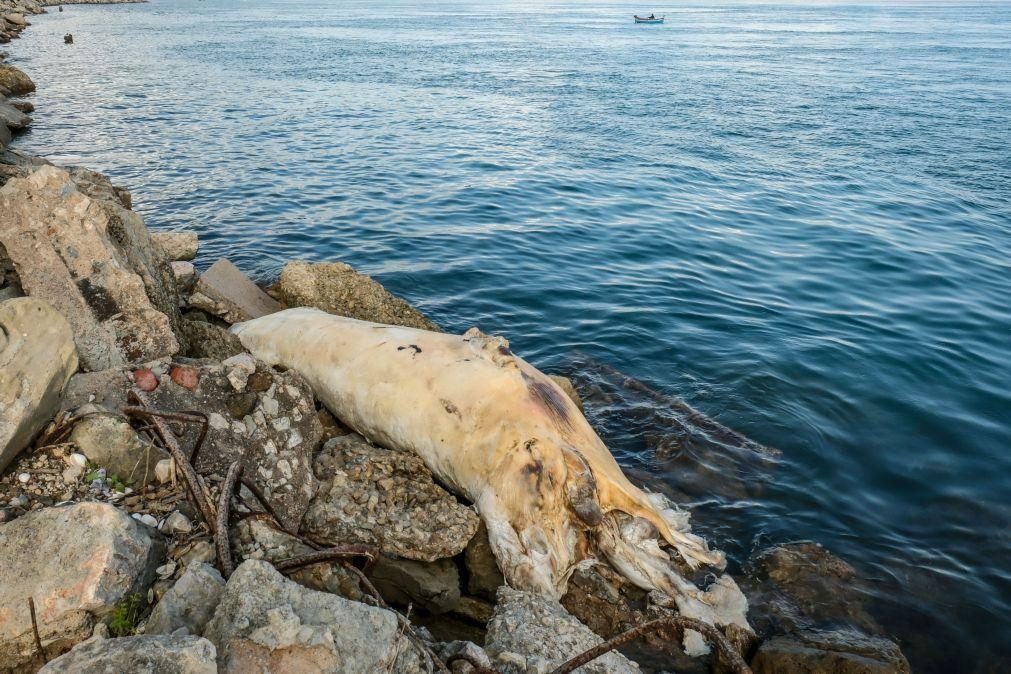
1, 2, 913, 673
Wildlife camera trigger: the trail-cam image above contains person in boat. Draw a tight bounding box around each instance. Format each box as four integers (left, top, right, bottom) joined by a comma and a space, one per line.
649, 14, 655, 19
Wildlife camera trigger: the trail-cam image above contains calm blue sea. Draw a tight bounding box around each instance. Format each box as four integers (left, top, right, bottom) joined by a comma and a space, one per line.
9, 1, 1011, 670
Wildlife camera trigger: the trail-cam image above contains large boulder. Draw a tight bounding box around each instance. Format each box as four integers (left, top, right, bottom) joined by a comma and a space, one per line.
38, 634, 217, 674
0, 65, 33, 96
0, 166, 181, 370
0, 297, 78, 473
0, 503, 162, 669
276, 261, 439, 331
145, 563, 224, 637
485, 586, 639, 674
751, 629, 911, 674
61, 357, 322, 531
0, 100, 30, 130
203, 560, 426, 673
301, 433, 479, 562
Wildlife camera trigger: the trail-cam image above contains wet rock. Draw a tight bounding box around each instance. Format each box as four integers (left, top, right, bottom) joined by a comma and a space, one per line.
145, 563, 225, 636
548, 374, 583, 412
0, 298, 78, 473
743, 542, 879, 637
277, 260, 439, 331
69, 409, 170, 487
203, 559, 425, 673
188, 257, 281, 324
179, 318, 246, 361
369, 554, 461, 614
302, 433, 479, 562
485, 586, 639, 673
0, 64, 33, 96
38, 633, 217, 674
464, 522, 504, 600
171, 260, 197, 294
0, 166, 181, 370
751, 629, 911, 674
0, 503, 162, 669
60, 360, 322, 532
152, 231, 198, 262
0, 99, 30, 130
9, 100, 33, 113
231, 517, 364, 601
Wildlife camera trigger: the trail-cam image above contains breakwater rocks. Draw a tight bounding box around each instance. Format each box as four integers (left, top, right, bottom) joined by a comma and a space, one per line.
0, 3, 913, 673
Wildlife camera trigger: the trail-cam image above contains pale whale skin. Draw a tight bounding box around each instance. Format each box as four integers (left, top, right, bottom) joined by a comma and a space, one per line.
232, 308, 750, 652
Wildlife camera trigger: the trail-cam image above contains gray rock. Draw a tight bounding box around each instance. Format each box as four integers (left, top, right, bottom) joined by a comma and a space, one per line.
2, 13, 26, 27
369, 555, 461, 614
152, 232, 198, 262
188, 257, 281, 324
0, 99, 29, 129
0, 166, 180, 370
0, 298, 78, 473
302, 433, 479, 562
485, 586, 639, 674
69, 409, 170, 487
0, 503, 162, 670
277, 260, 439, 331
145, 563, 224, 636
171, 261, 197, 294
38, 633, 217, 674
180, 319, 246, 360
60, 360, 321, 532
751, 629, 911, 674
464, 521, 504, 600
438, 641, 493, 674
204, 559, 426, 673
230, 517, 364, 601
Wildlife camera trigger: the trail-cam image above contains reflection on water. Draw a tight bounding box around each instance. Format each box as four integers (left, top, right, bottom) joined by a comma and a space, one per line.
10, 0, 1011, 670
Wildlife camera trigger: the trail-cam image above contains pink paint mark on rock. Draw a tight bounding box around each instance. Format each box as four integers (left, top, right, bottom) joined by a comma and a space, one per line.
133, 368, 159, 392
170, 365, 200, 391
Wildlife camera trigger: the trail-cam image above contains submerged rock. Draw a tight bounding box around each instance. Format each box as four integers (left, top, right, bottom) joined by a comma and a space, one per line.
0, 503, 162, 669
302, 433, 479, 562
188, 257, 281, 324
485, 586, 639, 674
276, 260, 439, 331
38, 633, 217, 674
751, 629, 911, 674
203, 560, 426, 673
0, 298, 78, 473
0, 166, 181, 370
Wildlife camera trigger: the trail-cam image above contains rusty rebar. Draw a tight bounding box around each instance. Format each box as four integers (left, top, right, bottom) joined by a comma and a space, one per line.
28, 597, 46, 663
238, 476, 289, 532
124, 392, 217, 529
216, 461, 244, 578
274, 545, 379, 574
550, 615, 752, 674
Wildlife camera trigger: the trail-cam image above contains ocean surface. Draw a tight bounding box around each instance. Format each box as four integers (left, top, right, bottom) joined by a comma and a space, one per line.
9, 1, 1011, 670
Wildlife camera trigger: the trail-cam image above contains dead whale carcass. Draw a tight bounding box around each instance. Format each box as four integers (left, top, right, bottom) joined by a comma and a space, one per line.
231, 308, 752, 653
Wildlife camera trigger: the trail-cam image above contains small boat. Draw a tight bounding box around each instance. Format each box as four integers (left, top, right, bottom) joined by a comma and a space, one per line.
634, 15, 664, 24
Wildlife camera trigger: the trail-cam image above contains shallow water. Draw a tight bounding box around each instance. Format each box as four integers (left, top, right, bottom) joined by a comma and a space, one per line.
9, 0, 1011, 670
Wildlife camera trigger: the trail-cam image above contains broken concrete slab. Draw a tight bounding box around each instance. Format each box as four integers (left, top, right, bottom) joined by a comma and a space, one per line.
0, 297, 78, 473
188, 258, 281, 324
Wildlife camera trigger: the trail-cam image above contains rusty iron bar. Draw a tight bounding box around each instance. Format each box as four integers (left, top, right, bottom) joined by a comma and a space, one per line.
27, 597, 46, 663
216, 461, 244, 578
237, 476, 290, 532
121, 407, 208, 462
549, 615, 752, 674
123, 391, 217, 529
274, 545, 379, 574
